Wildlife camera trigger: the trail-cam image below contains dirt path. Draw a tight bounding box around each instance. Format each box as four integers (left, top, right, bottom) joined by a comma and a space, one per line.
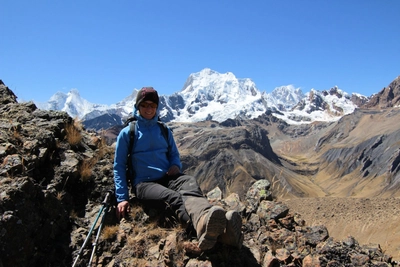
281, 197, 400, 261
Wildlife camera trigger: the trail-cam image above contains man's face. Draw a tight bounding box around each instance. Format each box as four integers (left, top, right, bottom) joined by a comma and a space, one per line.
139, 100, 157, 120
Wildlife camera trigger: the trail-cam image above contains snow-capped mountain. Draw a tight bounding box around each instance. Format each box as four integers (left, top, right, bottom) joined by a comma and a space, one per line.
265, 85, 305, 111
35, 68, 366, 130
275, 86, 364, 125
161, 68, 269, 122
36, 89, 109, 119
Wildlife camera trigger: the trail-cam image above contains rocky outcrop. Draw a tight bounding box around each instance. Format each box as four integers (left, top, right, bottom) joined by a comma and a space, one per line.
351, 93, 369, 107
0, 81, 397, 266
0, 81, 115, 266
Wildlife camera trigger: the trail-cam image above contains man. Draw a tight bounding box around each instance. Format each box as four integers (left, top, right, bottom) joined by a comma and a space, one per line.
113, 87, 243, 250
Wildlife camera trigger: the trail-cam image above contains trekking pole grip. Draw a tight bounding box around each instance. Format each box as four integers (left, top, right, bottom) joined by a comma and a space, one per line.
102, 190, 113, 205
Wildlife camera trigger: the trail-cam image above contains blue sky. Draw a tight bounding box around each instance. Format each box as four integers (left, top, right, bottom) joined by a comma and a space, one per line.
1, 0, 399, 105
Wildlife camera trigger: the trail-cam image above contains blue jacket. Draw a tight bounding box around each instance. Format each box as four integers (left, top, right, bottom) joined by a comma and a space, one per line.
113, 107, 182, 203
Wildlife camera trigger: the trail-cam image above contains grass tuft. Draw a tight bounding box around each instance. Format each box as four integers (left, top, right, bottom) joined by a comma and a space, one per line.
65, 118, 84, 146
102, 225, 120, 240
79, 158, 94, 182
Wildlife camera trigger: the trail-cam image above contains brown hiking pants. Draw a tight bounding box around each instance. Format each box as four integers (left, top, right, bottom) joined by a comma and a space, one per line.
134, 174, 212, 227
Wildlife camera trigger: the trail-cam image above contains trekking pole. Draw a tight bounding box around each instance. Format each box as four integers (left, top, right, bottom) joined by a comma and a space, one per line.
88, 191, 112, 267
72, 190, 113, 267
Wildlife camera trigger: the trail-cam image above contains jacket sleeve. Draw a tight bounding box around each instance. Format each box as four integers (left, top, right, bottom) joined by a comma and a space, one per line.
113, 126, 130, 203
167, 128, 182, 170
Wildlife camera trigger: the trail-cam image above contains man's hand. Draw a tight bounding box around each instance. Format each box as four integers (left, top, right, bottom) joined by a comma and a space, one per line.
166, 165, 180, 176
116, 201, 130, 221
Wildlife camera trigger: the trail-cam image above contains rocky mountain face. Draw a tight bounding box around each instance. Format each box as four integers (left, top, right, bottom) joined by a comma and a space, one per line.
363, 76, 400, 108
0, 81, 115, 266
169, 107, 400, 201
1, 79, 399, 267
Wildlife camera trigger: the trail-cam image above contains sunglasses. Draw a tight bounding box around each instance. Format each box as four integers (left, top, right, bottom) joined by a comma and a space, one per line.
140, 103, 158, 109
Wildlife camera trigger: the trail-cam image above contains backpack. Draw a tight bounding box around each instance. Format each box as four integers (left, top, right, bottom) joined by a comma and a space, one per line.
123, 116, 171, 187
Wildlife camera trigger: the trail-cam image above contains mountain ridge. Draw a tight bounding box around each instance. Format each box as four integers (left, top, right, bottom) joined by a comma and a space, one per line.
34, 68, 376, 130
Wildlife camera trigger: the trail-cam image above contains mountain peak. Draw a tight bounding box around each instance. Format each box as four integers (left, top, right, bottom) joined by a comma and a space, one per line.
198, 67, 216, 75
176, 69, 264, 122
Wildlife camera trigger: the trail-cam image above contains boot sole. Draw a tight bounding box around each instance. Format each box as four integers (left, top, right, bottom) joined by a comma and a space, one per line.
198, 206, 227, 250
221, 210, 244, 249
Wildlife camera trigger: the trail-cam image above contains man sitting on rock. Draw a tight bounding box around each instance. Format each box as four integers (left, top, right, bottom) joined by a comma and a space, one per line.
113, 87, 243, 250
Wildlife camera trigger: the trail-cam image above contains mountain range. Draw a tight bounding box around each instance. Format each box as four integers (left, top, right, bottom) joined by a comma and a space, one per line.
35, 68, 372, 131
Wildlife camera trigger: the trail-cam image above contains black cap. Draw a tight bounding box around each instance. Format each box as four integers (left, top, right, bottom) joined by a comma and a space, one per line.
135, 87, 159, 108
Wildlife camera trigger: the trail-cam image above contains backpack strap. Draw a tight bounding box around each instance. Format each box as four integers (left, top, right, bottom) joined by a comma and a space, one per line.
126, 120, 136, 187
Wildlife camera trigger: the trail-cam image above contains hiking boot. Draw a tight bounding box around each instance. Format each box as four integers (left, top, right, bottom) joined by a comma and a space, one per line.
218, 210, 243, 249
196, 206, 227, 250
